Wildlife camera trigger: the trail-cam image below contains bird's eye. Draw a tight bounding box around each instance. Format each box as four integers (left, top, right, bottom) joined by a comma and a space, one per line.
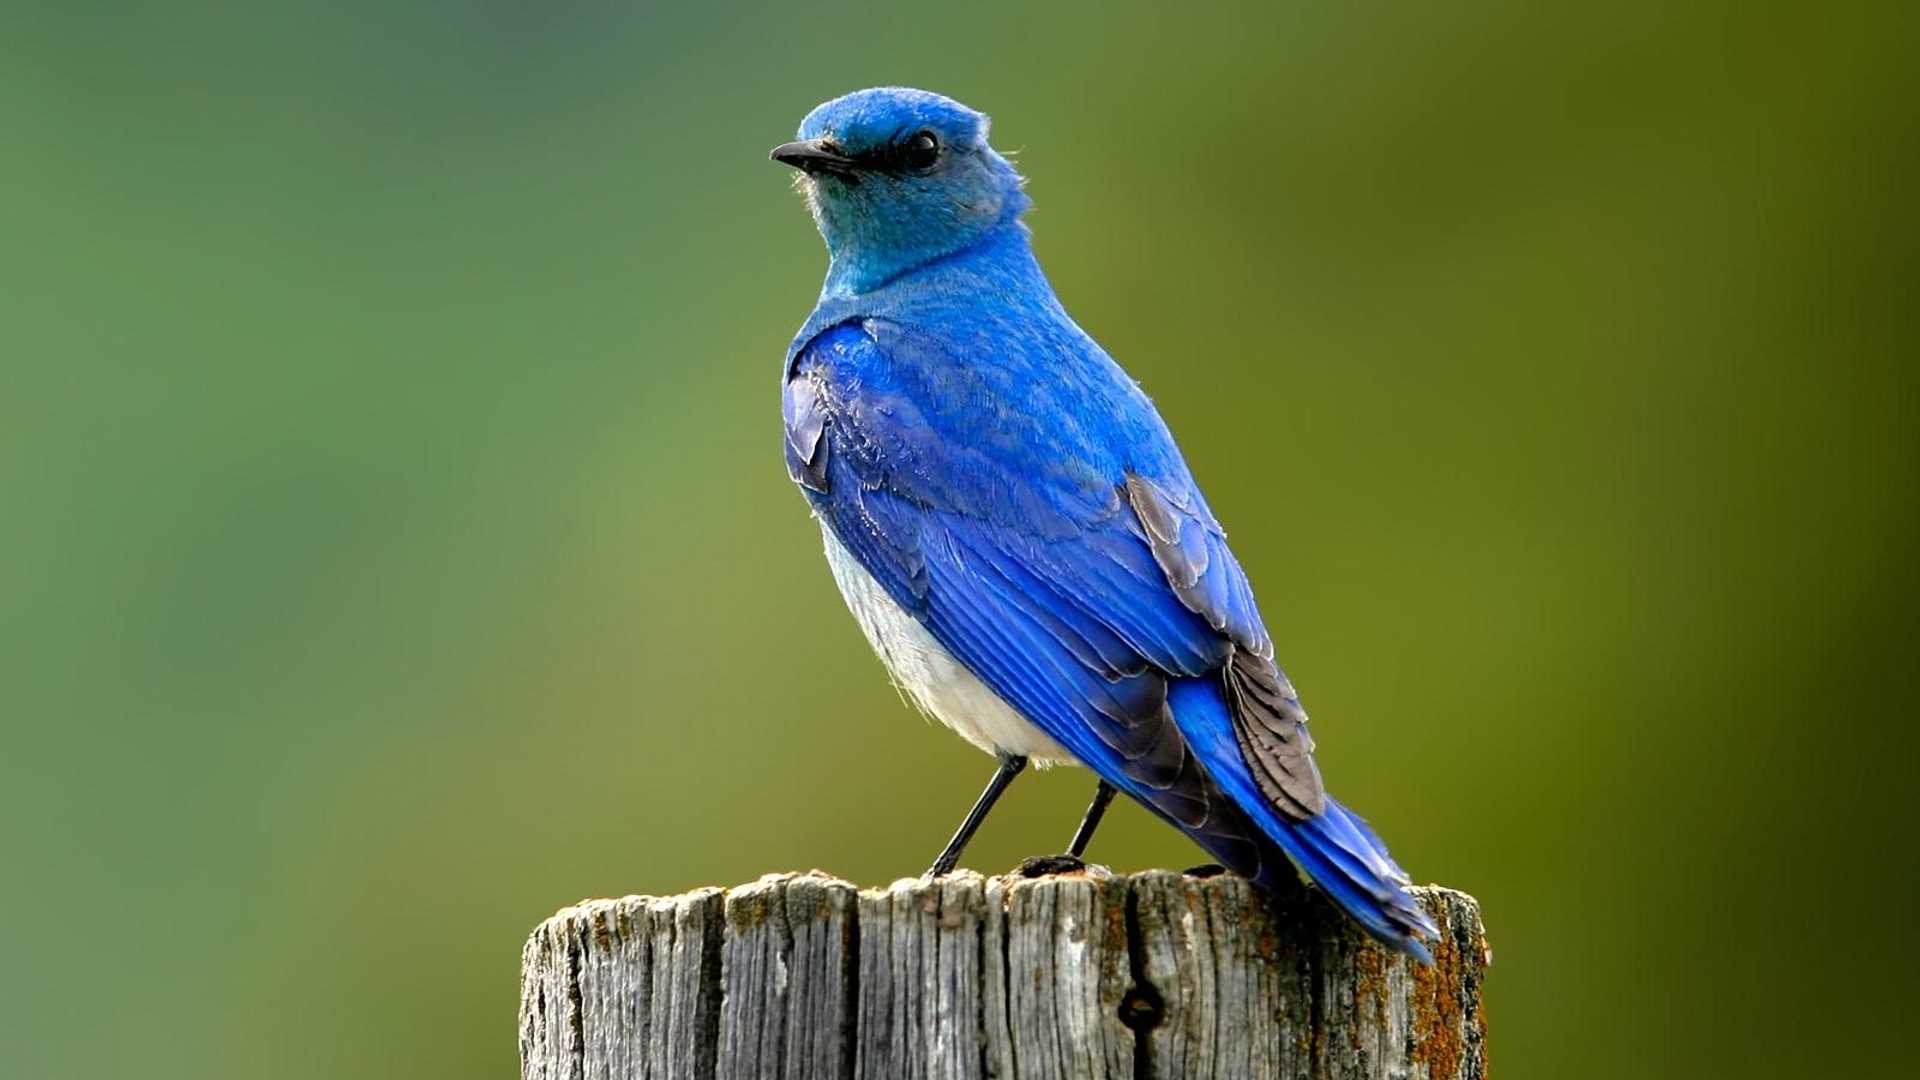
897, 130, 941, 171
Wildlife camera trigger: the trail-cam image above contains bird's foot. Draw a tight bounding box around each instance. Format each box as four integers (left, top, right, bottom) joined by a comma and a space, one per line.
1013, 853, 1088, 879
1182, 862, 1228, 879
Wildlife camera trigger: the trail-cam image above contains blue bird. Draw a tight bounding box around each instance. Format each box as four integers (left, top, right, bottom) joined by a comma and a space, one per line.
772, 88, 1437, 959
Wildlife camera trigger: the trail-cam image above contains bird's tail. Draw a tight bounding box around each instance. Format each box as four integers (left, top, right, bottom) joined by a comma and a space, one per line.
1261, 795, 1438, 961
1165, 680, 1437, 961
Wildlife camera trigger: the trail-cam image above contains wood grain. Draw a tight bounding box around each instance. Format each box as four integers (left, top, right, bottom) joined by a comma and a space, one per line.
521, 869, 1487, 1079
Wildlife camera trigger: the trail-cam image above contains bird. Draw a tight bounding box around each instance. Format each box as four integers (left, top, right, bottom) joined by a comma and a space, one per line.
771, 87, 1437, 960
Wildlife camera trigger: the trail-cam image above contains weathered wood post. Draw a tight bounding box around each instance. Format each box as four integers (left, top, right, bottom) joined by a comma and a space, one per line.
520, 867, 1487, 1079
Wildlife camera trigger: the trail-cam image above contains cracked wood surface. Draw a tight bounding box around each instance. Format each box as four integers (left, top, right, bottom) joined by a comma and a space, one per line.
520, 868, 1487, 1080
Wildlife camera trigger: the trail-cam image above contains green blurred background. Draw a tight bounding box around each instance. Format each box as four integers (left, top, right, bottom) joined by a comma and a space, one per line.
5, 2, 1914, 1077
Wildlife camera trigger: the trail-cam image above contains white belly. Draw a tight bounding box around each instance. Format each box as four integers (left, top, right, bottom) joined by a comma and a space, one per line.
820, 523, 1077, 766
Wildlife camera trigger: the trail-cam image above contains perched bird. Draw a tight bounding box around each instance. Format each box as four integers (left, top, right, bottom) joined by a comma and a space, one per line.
772, 87, 1437, 959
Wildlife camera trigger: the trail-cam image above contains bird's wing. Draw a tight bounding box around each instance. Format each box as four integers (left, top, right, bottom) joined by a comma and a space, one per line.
786, 319, 1326, 836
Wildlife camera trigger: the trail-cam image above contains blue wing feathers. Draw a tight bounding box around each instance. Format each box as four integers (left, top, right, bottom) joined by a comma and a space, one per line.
789, 317, 1434, 959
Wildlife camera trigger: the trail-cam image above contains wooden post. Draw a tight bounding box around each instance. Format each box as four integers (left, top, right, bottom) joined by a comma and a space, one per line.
520, 868, 1487, 1080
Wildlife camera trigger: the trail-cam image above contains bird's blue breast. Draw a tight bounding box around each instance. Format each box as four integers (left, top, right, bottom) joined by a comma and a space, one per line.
798, 316, 1135, 537
790, 243, 1189, 538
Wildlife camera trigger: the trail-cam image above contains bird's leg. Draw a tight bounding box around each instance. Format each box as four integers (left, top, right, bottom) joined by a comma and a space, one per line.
1066, 780, 1117, 859
927, 752, 1027, 876
1012, 779, 1119, 879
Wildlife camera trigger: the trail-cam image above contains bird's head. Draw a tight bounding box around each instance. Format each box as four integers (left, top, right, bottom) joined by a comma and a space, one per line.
773, 87, 1028, 290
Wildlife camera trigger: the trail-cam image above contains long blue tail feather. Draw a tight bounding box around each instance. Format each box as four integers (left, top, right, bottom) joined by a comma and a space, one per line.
1165, 680, 1437, 961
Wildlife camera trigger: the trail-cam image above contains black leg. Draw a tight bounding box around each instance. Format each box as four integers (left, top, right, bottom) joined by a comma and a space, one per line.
1066, 780, 1117, 859
928, 753, 1027, 876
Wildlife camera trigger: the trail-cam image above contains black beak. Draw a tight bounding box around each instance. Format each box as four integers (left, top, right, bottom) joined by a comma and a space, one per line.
771, 138, 860, 179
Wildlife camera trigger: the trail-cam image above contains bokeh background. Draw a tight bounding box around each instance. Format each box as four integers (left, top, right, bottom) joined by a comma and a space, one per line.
5, 2, 1914, 1077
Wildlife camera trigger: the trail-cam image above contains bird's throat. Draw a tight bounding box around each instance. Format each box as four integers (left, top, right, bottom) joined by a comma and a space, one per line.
819, 218, 1034, 300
